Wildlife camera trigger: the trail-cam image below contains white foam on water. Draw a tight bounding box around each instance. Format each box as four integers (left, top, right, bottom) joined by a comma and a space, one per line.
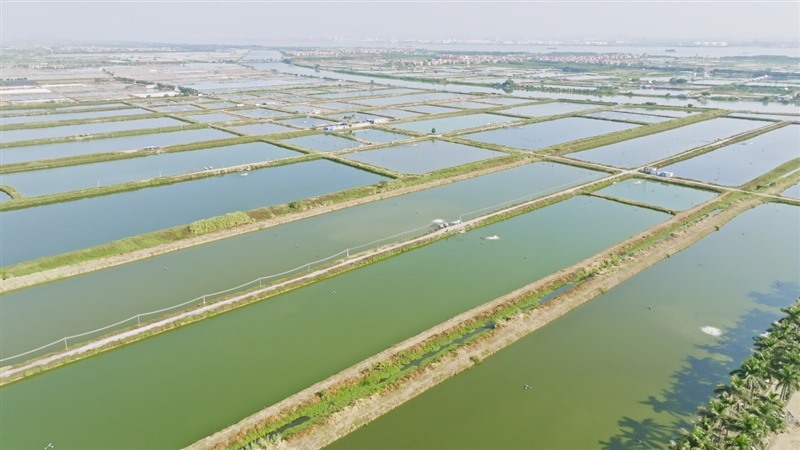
701, 326, 722, 337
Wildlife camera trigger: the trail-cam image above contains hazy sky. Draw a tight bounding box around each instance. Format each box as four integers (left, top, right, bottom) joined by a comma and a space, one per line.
2, 1, 798, 44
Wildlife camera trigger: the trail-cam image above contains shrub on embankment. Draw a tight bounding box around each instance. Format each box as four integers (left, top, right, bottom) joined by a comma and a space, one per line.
189, 212, 254, 235
671, 300, 800, 450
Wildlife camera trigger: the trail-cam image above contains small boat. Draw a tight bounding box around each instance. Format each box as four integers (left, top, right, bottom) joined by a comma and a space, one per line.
240, 172, 249, 177
482, 235, 500, 240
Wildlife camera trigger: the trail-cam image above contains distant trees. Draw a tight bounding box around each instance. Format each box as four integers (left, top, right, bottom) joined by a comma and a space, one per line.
501, 78, 515, 93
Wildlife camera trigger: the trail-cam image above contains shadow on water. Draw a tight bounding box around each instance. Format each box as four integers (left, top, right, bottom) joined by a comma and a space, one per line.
599, 281, 798, 450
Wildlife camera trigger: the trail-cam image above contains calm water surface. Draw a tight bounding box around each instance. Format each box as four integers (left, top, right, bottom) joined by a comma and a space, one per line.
463, 117, 637, 150
0, 160, 385, 265
0, 108, 151, 126
662, 124, 800, 186
0, 142, 301, 197
498, 101, 600, 117
1, 117, 186, 144
0, 162, 604, 361
344, 139, 503, 174
391, 113, 520, 134
0, 128, 234, 164
569, 117, 767, 168
330, 203, 799, 450
596, 178, 717, 211
282, 133, 362, 152
0, 196, 667, 450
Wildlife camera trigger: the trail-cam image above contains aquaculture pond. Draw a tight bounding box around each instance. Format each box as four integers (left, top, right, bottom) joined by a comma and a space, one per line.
569, 117, 767, 168
661, 124, 800, 186
276, 117, 334, 129
344, 140, 504, 174
346, 129, 410, 143
462, 117, 638, 151
227, 123, 295, 135
391, 113, 520, 134
402, 104, 460, 114
618, 108, 697, 118
0, 162, 605, 363
325, 112, 388, 122
729, 113, 800, 123
0, 107, 152, 126
329, 203, 800, 450
236, 108, 289, 119
595, 178, 717, 211
586, 110, 673, 123
498, 101, 600, 117
281, 133, 362, 152
0, 160, 385, 266
0, 196, 668, 450
366, 109, 421, 119
151, 104, 202, 113
440, 100, 498, 109
0, 142, 301, 197
0, 128, 235, 164
353, 92, 465, 107
181, 112, 244, 123
782, 182, 800, 199
0, 117, 186, 144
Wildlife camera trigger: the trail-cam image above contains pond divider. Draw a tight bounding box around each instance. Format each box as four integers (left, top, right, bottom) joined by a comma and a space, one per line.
0, 169, 620, 382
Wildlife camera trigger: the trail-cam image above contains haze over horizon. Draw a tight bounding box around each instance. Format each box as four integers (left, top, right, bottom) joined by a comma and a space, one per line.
2, 1, 799, 46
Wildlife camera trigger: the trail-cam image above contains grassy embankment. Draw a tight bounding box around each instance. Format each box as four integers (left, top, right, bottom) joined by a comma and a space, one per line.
0, 166, 617, 384
203, 161, 800, 449
0, 107, 726, 280
208, 190, 768, 450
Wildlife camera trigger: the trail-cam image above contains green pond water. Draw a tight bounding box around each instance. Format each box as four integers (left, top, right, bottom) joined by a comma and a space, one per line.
329, 203, 799, 450
0, 142, 301, 197
344, 139, 504, 174
595, 178, 717, 211
0, 196, 667, 449
0, 128, 235, 164
0, 160, 385, 266
1, 162, 603, 363
662, 124, 800, 186
1, 117, 186, 144
569, 118, 767, 168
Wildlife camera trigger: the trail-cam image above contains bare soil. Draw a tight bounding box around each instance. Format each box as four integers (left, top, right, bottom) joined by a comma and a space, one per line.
768, 393, 800, 450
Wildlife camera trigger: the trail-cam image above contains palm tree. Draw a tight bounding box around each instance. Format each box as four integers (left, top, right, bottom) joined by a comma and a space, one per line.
774, 364, 800, 401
